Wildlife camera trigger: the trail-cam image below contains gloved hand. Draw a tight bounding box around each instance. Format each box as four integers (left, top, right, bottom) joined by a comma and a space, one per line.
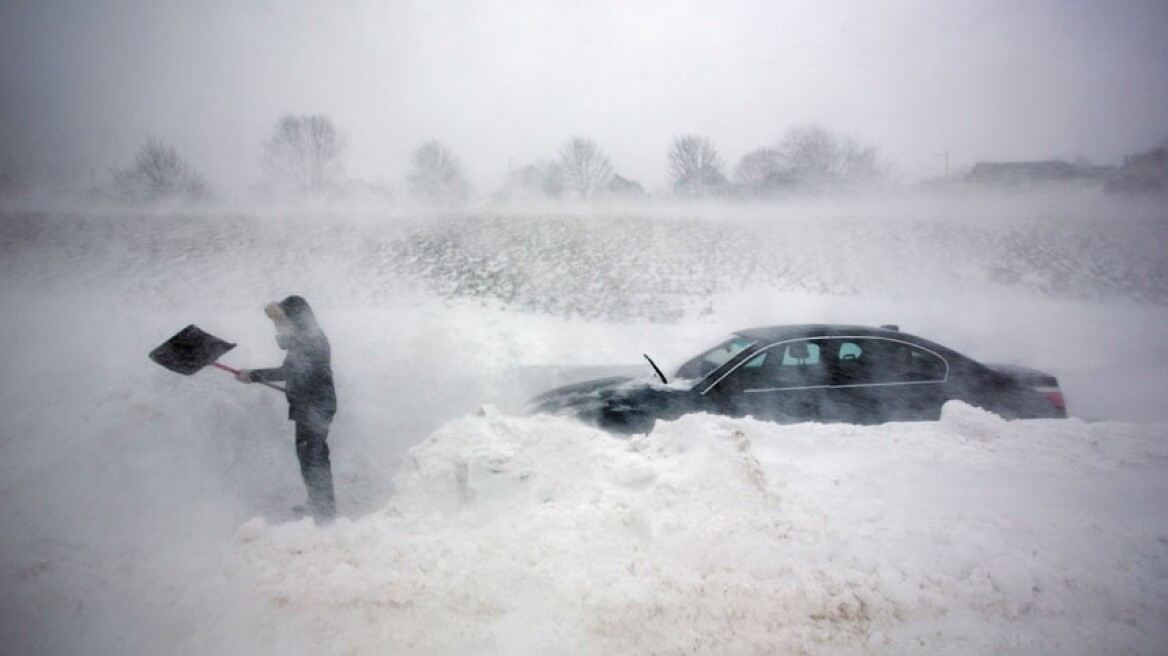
235, 369, 253, 383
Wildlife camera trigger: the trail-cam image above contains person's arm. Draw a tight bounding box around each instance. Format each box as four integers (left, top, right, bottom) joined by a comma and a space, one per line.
241, 366, 286, 383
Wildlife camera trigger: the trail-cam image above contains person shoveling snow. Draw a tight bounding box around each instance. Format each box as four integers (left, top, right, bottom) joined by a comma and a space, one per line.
149, 295, 339, 525
235, 296, 338, 525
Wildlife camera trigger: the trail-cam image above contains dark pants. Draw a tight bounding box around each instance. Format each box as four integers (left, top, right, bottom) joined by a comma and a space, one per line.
295, 418, 336, 522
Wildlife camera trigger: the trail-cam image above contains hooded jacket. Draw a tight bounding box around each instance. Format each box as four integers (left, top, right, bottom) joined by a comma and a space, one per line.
248, 296, 337, 424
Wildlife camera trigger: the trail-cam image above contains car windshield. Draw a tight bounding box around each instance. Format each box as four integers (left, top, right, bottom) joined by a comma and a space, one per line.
674, 336, 755, 382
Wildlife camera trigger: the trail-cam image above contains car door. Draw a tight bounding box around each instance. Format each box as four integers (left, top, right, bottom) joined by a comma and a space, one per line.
828, 337, 950, 423
703, 339, 833, 423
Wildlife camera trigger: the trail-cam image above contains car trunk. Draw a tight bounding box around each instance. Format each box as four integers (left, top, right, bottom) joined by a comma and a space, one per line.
984, 362, 1066, 415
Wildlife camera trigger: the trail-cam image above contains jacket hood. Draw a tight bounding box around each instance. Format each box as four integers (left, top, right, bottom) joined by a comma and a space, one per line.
271, 295, 320, 333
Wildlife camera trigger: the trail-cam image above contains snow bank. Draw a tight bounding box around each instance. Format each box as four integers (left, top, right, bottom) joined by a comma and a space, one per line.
232, 406, 1168, 655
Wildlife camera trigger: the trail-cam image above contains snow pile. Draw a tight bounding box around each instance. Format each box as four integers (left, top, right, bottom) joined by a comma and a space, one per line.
231, 406, 1168, 655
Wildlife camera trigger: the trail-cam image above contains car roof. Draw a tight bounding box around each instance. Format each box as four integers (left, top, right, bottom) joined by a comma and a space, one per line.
733, 324, 908, 342
731, 324, 972, 363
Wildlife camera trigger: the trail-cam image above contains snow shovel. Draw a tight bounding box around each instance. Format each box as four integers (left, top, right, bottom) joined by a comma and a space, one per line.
149, 324, 285, 392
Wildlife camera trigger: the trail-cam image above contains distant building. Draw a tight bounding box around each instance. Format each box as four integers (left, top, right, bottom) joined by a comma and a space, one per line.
604, 174, 645, 198
966, 161, 1114, 187
1105, 146, 1168, 195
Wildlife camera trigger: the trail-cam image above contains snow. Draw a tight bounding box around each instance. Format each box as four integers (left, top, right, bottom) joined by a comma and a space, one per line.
231, 406, 1168, 655
1, 197, 1167, 654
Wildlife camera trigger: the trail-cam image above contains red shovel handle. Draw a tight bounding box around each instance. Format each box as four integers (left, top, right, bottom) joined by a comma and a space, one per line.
213, 363, 286, 392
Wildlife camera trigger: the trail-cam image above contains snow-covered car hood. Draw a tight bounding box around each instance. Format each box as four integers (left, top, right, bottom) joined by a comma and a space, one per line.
527, 376, 641, 416
527, 374, 694, 434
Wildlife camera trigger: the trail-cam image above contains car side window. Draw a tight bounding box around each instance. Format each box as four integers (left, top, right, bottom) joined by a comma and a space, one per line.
833, 338, 947, 384
905, 348, 947, 381
732, 340, 829, 390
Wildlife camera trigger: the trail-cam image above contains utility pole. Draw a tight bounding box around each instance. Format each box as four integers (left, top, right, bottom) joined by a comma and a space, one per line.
935, 150, 950, 177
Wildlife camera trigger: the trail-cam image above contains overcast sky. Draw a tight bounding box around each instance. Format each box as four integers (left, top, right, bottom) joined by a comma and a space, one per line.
2, 0, 1166, 195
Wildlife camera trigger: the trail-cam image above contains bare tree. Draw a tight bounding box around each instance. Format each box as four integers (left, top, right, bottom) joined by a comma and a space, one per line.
668, 135, 723, 182
408, 140, 470, 206
261, 114, 344, 197
668, 135, 727, 195
112, 137, 209, 203
776, 125, 887, 189
558, 137, 613, 199
733, 147, 783, 186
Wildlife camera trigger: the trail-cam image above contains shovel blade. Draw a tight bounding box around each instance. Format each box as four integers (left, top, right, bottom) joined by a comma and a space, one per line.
149, 324, 237, 375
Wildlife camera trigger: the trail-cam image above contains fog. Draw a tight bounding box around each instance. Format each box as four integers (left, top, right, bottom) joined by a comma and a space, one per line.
3, 1, 1168, 653
3, 0, 1167, 195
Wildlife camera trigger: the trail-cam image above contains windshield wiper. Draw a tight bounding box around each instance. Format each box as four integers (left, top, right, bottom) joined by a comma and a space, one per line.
643, 354, 668, 385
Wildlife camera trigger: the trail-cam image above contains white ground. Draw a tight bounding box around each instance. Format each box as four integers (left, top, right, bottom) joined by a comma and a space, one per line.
1, 194, 1166, 654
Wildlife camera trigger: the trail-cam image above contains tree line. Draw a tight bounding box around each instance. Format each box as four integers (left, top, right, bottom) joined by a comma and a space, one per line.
106, 113, 892, 206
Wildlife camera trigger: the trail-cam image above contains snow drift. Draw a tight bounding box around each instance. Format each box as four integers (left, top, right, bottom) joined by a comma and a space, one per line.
234, 406, 1168, 655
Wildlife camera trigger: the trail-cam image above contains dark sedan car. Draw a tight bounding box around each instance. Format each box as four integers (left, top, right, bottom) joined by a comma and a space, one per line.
529, 324, 1067, 433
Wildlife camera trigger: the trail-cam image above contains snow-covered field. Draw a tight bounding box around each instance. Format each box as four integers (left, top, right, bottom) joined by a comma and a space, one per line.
1, 194, 1167, 654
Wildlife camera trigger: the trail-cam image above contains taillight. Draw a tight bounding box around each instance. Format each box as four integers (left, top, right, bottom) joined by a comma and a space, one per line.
1036, 387, 1066, 412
